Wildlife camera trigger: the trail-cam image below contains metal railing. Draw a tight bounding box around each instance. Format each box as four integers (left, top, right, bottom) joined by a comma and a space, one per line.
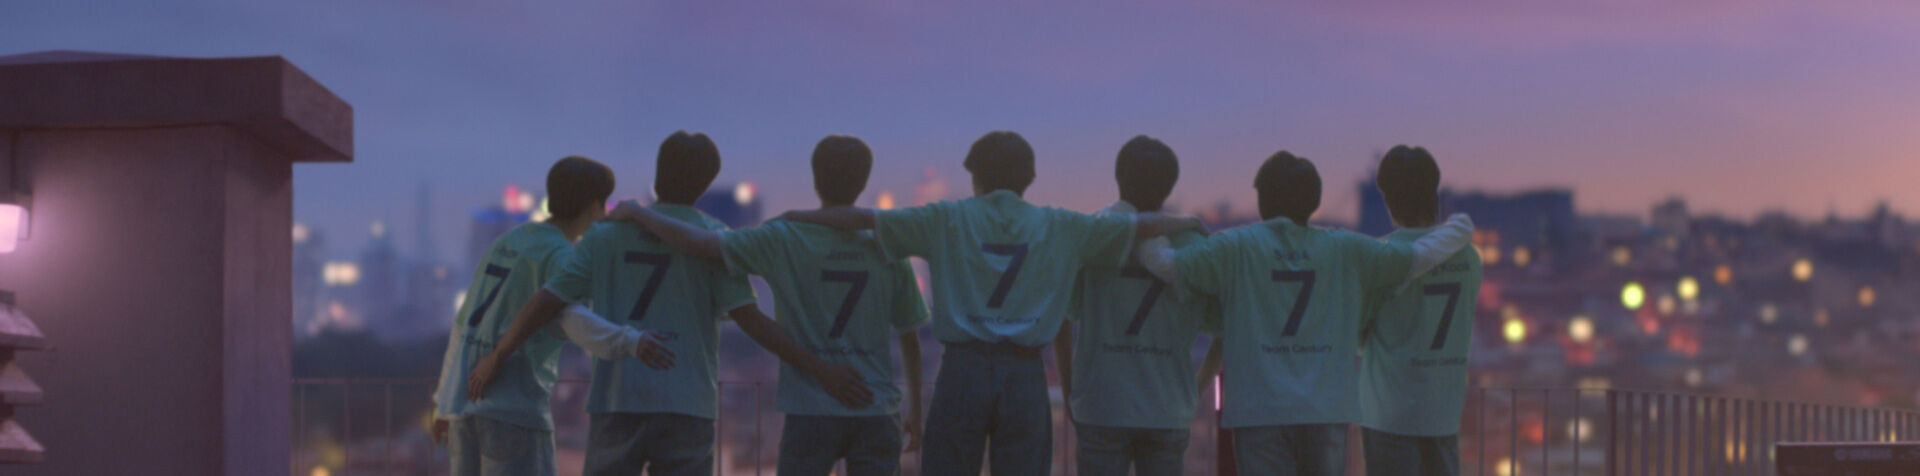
291, 377, 1223, 476
1458, 387, 1920, 476
292, 379, 1919, 476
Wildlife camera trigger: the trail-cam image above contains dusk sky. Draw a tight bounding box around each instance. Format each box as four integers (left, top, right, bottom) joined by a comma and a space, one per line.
8, 1, 1920, 258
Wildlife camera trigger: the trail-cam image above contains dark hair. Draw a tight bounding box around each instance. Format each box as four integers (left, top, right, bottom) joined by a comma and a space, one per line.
1375, 145, 1442, 227
654, 131, 721, 204
812, 135, 873, 206
1253, 150, 1321, 223
962, 131, 1035, 195
545, 155, 616, 221
1114, 135, 1179, 212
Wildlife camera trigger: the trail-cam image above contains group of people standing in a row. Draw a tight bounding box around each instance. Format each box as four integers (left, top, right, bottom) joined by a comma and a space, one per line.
434, 129, 1482, 476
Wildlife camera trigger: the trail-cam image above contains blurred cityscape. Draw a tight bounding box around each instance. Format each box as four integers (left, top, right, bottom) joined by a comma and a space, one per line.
290, 167, 1920, 474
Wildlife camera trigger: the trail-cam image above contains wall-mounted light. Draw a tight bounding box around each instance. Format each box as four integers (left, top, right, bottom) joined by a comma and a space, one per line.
0, 131, 29, 254
0, 203, 22, 254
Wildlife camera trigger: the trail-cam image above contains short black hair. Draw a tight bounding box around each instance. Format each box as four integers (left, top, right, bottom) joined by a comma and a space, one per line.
655, 131, 721, 204
1375, 145, 1442, 228
1253, 150, 1321, 223
963, 131, 1035, 195
1114, 135, 1179, 212
812, 135, 873, 206
546, 155, 616, 222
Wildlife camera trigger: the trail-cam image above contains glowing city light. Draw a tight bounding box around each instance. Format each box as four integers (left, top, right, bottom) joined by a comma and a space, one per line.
503, 185, 524, 212
1656, 294, 1677, 315
1714, 265, 1734, 286
370, 221, 386, 239
876, 191, 897, 210
322, 262, 361, 286
1481, 245, 1503, 266
1859, 286, 1876, 308
1610, 246, 1632, 266
1792, 258, 1814, 282
1621, 282, 1646, 310
311, 466, 331, 476
516, 191, 536, 214
1677, 276, 1700, 301
1567, 418, 1594, 443
734, 182, 757, 206
1787, 333, 1809, 356
1685, 368, 1704, 387
529, 196, 551, 223
1513, 246, 1532, 267
1503, 319, 1527, 345
1759, 303, 1779, 324
1814, 308, 1831, 328
1495, 458, 1515, 476
1567, 316, 1595, 344
292, 222, 311, 244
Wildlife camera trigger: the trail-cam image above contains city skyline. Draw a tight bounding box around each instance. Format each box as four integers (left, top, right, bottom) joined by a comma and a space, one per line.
290, 178, 1912, 267
9, 1, 1920, 255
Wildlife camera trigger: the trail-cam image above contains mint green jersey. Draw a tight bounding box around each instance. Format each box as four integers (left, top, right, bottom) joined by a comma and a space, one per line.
1069, 222, 1221, 430
433, 223, 573, 430
1173, 217, 1419, 428
544, 204, 756, 418
1360, 228, 1482, 436
873, 190, 1135, 347
722, 220, 929, 417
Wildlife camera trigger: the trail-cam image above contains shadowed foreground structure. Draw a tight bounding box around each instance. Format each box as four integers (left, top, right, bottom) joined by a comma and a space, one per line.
0, 51, 351, 475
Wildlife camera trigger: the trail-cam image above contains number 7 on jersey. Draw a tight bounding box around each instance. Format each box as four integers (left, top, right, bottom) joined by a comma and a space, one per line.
624, 252, 673, 322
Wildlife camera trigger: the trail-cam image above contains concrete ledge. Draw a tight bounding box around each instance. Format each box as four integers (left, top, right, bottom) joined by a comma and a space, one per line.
0, 51, 353, 163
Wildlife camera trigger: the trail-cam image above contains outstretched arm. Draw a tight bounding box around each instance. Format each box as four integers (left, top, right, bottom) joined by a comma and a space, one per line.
1402, 214, 1475, 282
730, 304, 877, 408
467, 289, 569, 400
555, 304, 675, 368
607, 200, 724, 261
1134, 212, 1206, 239
1137, 236, 1181, 287
778, 206, 876, 231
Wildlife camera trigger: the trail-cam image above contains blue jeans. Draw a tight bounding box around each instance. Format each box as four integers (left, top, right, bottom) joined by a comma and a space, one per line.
447, 416, 557, 476
778, 414, 905, 476
922, 341, 1052, 476
1363, 428, 1459, 476
1233, 424, 1349, 476
582, 412, 714, 476
1073, 423, 1188, 476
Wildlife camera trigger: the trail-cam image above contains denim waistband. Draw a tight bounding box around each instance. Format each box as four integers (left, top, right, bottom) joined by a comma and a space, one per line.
941, 339, 1044, 360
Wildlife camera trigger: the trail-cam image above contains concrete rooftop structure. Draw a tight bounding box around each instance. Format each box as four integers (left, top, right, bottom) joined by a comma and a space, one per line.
0, 50, 351, 475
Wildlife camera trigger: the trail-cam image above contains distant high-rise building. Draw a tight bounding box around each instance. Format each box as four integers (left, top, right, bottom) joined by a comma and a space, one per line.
1359, 180, 1578, 266
415, 182, 436, 263
358, 221, 403, 335
695, 183, 763, 229
466, 185, 534, 270
1447, 189, 1577, 266
1357, 179, 1395, 236
1651, 197, 1690, 239
404, 261, 457, 336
